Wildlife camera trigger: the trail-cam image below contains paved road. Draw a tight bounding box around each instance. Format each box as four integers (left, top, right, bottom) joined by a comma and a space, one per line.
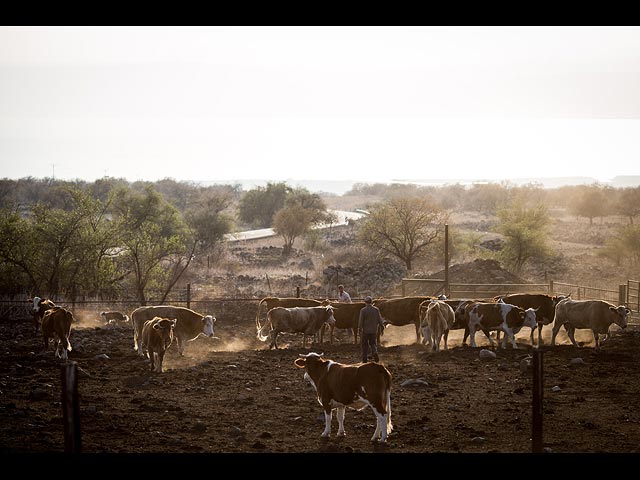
223, 209, 365, 242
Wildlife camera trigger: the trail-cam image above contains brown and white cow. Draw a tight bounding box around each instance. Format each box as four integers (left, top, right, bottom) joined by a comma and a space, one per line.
468, 302, 537, 349
257, 306, 336, 349
30, 296, 56, 334
319, 301, 365, 345
140, 317, 176, 372
551, 299, 630, 350
374, 296, 435, 344
419, 300, 456, 351
495, 293, 570, 346
41, 306, 73, 360
100, 311, 129, 324
131, 305, 215, 357
293, 352, 393, 442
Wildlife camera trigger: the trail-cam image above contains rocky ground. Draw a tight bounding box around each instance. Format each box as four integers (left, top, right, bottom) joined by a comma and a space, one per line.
2, 309, 639, 455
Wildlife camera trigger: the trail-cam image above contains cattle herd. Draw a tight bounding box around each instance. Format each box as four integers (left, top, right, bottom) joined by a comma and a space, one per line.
28, 292, 632, 443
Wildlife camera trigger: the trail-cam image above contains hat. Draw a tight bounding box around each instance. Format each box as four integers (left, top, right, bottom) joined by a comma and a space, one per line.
364, 296, 373, 303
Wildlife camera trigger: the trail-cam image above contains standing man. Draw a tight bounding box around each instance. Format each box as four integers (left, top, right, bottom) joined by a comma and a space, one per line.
358, 296, 385, 363
337, 284, 352, 303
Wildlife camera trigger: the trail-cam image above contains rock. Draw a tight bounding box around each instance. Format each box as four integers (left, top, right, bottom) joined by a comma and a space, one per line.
471, 436, 486, 444
252, 441, 267, 450
258, 431, 272, 439
551, 386, 562, 393
94, 354, 110, 360
400, 379, 429, 387
479, 349, 496, 360
192, 421, 207, 433
520, 357, 533, 374
543, 447, 553, 453
513, 387, 525, 395
29, 388, 49, 401
570, 357, 585, 366
229, 426, 244, 437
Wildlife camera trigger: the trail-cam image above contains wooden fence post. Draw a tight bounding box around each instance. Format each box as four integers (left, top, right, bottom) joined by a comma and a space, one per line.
61, 361, 81, 453
619, 284, 627, 306
532, 350, 543, 453
296, 286, 300, 298
444, 224, 450, 297
186, 283, 191, 309
548, 280, 554, 295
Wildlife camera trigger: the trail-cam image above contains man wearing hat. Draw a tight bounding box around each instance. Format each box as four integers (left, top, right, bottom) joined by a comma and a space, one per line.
358, 296, 385, 363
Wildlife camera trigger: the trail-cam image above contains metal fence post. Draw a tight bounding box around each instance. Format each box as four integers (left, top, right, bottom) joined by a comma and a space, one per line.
61, 361, 81, 453
532, 349, 543, 453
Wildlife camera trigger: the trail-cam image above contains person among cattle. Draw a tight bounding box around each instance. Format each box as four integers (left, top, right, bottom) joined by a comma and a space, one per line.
359, 295, 385, 363
337, 284, 352, 303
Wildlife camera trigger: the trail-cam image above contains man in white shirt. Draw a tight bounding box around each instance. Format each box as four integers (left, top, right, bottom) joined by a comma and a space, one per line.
337, 284, 352, 303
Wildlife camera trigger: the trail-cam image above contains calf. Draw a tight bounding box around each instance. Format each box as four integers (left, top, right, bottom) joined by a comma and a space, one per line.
419, 300, 455, 351
141, 317, 176, 372
551, 299, 630, 350
41, 306, 73, 360
468, 302, 537, 349
30, 296, 56, 334
100, 311, 129, 324
294, 352, 393, 442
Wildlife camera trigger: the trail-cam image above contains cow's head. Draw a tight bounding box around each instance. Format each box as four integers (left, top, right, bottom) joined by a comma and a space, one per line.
523, 308, 538, 329
609, 306, 631, 329
294, 352, 327, 388
552, 294, 571, 306
323, 306, 336, 326
202, 315, 216, 337
153, 318, 176, 348
32, 296, 42, 313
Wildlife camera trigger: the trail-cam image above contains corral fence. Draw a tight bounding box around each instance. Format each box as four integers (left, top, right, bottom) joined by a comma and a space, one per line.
3, 278, 640, 325
400, 278, 640, 324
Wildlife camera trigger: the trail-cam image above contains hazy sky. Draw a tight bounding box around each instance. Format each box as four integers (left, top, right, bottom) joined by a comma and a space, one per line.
1, 26, 640, 184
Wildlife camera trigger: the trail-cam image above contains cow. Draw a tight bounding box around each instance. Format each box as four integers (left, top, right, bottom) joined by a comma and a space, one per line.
374, 296, 435, 344
100, 311, 130, 324
257, 305, 336, 349
495, 293, 570, 346
255, 297, 322, 335
30, 296, 56, 334
551, 299, 630, 350
319, 301, 365, 345
140, 317, 176, 372
418, 300, 456, 351
293, 352, 393, 442
468, 302, 537, 349
41, 306, 73, 360
131, 305, 215, 357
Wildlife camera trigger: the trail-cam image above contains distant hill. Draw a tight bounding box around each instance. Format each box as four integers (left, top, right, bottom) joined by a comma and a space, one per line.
202, 176, 640, 195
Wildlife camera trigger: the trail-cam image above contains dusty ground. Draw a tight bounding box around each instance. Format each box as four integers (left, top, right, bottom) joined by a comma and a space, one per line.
2, 309, 639, 455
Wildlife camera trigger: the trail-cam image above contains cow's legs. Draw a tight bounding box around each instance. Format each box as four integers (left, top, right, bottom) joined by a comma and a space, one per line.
336, 406, 346, 437
321, 409, 332, 438
537, 324, 544, 347
269, 330, 279, 349
370, 407, 388, 442
352, 327, 358, 345
593, 330, 600, 350
483, 329, 496, 348
443, 330, 449, 350
157, 350, 165, 372
566, 325, 579, 348
414, 322, 421, 343
434, 333, 441, 352
469, 327, 477, 348
463, 327, 469, 345
177, 336, 185, 356
509, 330, 518, 349
550, 321, 563, 346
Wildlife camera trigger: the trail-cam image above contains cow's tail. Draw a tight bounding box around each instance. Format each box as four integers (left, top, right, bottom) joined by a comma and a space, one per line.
380, 365, 393, 433
256, 308, 272, 342
255, 298, 267, 334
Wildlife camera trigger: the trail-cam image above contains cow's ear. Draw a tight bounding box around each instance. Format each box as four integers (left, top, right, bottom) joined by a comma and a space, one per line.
294, 358, 306, 368
153, 323, 161, 330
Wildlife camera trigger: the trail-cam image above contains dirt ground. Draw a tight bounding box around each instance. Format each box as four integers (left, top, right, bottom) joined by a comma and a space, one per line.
2, 308, 640, 455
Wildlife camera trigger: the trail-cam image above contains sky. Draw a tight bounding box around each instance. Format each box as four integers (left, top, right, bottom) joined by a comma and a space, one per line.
1, 26, 640, 185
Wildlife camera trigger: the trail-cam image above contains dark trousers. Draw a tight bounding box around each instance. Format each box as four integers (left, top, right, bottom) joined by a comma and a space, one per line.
361, 333, 378, 363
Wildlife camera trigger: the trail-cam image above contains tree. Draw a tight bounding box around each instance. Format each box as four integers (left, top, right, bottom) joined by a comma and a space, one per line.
273, 204, 313, 255
496, 200, 550, 273
113, 186, 193, 304
614, 187, 640, 224
601, 224, 640, 267
357, 196, 448, 270
238, 182, 291, 228
569, 184, 610, 225
285, 188, 329, 225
